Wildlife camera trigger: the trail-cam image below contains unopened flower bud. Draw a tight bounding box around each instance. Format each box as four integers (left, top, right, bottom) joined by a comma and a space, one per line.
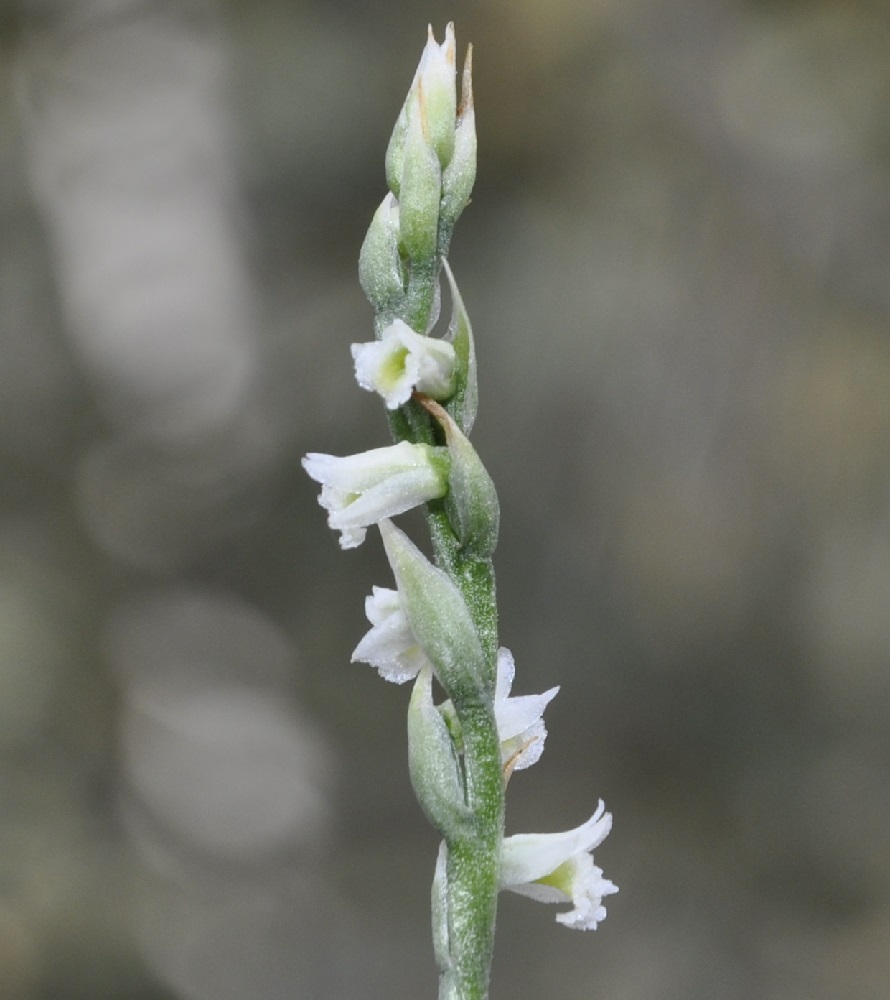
386, 24, 457, 198
385, 98, 409, 200
417, 23, 457, 169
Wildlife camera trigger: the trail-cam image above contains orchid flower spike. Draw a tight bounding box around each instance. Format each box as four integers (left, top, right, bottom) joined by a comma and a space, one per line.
302, 24, 618, 995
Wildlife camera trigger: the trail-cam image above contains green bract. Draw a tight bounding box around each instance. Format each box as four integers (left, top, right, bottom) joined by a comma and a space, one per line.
442, 260, 478, 435
379, 518, 490, 703
358, 193, 406, 323
408, 666, 472, 837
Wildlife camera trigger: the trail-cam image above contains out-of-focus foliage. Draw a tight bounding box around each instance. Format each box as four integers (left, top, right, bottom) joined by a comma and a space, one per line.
1, 1, 889, 998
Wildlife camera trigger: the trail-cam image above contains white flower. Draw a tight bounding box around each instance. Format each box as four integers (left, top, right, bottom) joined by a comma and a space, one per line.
302, 441, 449, 549
494, 648, 559, 774
351, 585, 433, 683
500, 801, 618, 930
351, 319, 457, 410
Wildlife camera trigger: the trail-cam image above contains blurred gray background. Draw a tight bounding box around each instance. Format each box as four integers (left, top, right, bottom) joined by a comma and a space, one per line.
2, 0, 890, 997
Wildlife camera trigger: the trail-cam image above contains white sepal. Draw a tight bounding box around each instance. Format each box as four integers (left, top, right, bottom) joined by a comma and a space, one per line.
494, 648, 558, 772
351, 586, 433, 683
500, 801, 618, 931
302, 441, 449, 549
351, 319, 457, 409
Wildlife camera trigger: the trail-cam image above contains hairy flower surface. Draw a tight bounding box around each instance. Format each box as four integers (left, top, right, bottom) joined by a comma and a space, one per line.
352, 319, 456, 409
500, 801, 618, 930
302, 442, 449, 549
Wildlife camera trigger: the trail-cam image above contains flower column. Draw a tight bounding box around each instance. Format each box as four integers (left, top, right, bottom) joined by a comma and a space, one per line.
303, 24, 616, 1000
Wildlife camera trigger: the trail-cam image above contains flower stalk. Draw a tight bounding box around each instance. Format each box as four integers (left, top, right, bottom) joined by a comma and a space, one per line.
303, 24, 615, 1000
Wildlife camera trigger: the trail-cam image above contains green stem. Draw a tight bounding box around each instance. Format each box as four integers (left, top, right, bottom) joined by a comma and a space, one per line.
439, 698, 504, 1000
425, 504, 498, 667
390, 406, 504, 1000
426, 503, 503, 1000
390, 138, 502, 1000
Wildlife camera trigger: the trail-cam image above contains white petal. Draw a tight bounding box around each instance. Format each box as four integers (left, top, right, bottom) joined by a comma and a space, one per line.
351, 331, 419, 409
351, 586, 431, 683
552, 855, 619, 931
501, 804, 618, 930
336, 525, 368, 550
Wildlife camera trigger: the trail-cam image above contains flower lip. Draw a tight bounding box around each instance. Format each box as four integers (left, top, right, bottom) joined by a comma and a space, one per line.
351, 319, 456, 410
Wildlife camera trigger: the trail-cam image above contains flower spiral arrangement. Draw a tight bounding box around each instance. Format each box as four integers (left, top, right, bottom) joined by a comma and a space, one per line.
303, 25, 617, 1000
